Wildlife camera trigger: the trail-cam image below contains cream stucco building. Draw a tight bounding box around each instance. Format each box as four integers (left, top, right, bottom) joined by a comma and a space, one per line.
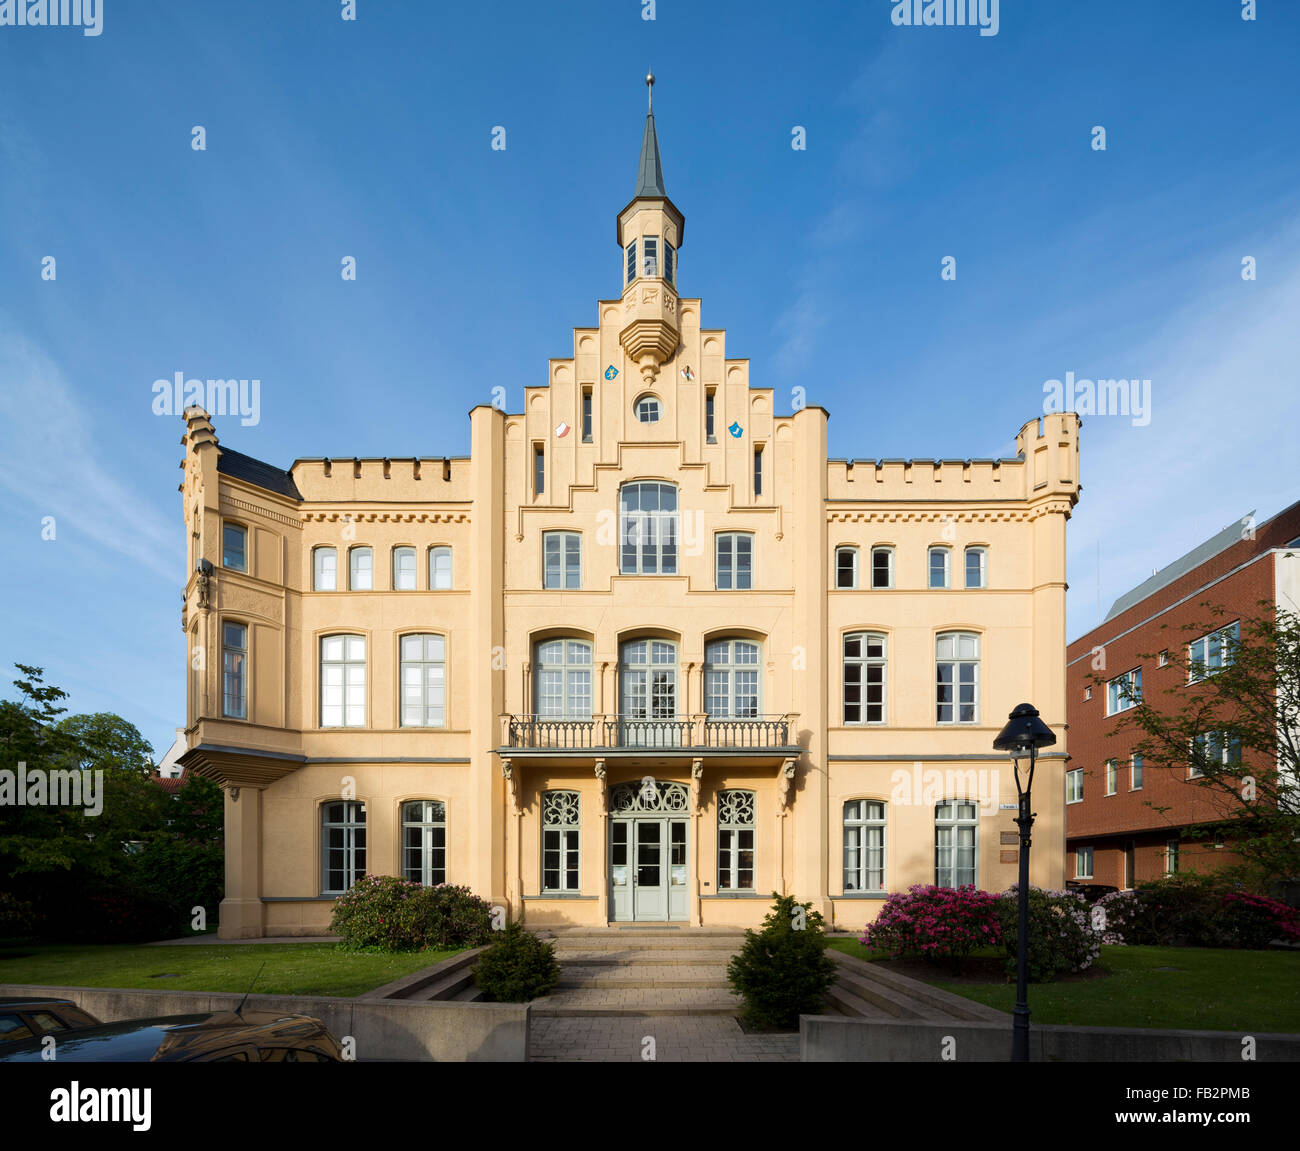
180, 83, 1081, 938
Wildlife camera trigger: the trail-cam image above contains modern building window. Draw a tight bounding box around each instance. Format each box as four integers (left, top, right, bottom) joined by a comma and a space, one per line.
843, 632, 886, 724
843, 800, 885, 893
1190, 731, 1241, 778
321, 800, 366, 894
934, 800, 977, 888
625, 239, 637, 285
1075, 846, 1094, 879
582, 388, 593, 442
543, 532, 581, 590
313, 546, 337, 591
222, 622, 247, 719
542, 790, 580, 893
534, 444, 545, 495
641, 235, 659, 277
1157, 650, 1169, 668
753, 446, 763, 497
392, 547, 417, 591
1188, 621, 1240, 682
349, 546, 373, 590
717, 789, 755, 891
619, 482, 678, 575
1165, 839, 1180, 875
664, 240, 675, 285
321, 635, 366, 727
633, 394, 662, 423
1106, 668, 1142, 716
1131, 755, 1143, 790
1065, 768, 1083, 804
535, 639, 593, 719
936, 631, 979, 724
1105, 759, 1118, 796
222, 523, 247, 571
870, 546, 894, 589
400, 634, 446, 727
715, 532, 753, 590
705, 390, 716, 442
429, 546, 452, 590
835, 546, 858, 589
964, 546, 987, 589
1084, 686, 1092, 701
620, 639, 678, 743
401, 800, 446, 886
705, 639, 760, 719
928, 546, 951, 589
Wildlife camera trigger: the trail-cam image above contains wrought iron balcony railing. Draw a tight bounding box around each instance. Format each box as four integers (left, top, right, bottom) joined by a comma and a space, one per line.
500, 714, 797, 752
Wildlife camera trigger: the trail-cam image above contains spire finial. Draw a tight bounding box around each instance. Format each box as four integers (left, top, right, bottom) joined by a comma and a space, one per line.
646, 70, 654, 113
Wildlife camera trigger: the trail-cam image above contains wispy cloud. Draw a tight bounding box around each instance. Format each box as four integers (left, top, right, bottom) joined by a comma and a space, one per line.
0, 321, 175, 581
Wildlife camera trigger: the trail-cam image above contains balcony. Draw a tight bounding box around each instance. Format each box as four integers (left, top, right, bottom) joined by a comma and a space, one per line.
500, 714, 798, 754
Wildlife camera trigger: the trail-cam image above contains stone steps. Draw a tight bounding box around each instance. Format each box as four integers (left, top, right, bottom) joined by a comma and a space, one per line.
825, 950, 1009, 1023
531, 987, 744, 1017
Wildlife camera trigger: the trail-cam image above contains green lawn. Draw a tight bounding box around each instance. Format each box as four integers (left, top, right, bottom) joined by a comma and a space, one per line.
826, 938, 1300, 1033
0, 943, 460, 998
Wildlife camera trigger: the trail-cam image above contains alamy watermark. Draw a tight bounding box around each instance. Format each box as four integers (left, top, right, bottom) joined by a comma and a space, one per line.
152, 372, 261, 426
891, 0, 998, 37
0, 762, 103, 816
890, 762, 1000, 812
1043, 371, 1151, 427
0, 0, 102, 36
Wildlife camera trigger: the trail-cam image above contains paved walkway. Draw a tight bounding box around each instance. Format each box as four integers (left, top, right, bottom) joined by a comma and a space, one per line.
530, 1015, 799, 1062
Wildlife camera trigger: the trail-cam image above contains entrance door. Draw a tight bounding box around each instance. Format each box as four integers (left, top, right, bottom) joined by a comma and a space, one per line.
633, 819, 667, 920
610, 816, 688, 922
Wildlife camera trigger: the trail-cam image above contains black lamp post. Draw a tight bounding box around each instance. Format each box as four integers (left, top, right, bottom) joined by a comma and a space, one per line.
993, 702, 1057, 1062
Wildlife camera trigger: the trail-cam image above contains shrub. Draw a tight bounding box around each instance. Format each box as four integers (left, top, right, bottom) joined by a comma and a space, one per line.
861, 884, 1002, 965
1093, 876, 1298, 949
0, 892, 40, 940
473, 921, 559, 1002
330, 876, 495, 952
417, 883, 495, 949
727, 893, 837, 1030
996, 885, 1103, 982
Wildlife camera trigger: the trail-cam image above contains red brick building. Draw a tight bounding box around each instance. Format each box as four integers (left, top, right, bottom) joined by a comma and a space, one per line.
1065, 500, 1300, 890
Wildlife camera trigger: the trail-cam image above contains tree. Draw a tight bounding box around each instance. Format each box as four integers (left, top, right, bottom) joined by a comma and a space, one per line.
1103, 602, 1300, 889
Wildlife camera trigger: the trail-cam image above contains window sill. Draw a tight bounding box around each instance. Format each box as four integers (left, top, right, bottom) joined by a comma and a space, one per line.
700, 892, 768, 899
523, 894, 598, 900
836, 892, 889, 900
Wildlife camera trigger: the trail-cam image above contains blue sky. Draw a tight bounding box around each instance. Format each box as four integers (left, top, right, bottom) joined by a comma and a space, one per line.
1, 0, 1297, 758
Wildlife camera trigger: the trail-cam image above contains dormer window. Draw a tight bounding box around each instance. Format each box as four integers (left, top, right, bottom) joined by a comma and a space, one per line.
641, 236, 658, 277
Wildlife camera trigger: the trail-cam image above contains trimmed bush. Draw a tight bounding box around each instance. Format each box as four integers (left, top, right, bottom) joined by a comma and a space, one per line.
473, 921, 559, 1002
861, 884, 1002, 964
1097, 879, 1300, 950
727, 893, 837, 1030
330, 875, 494, 952
996, 885, 1102, 982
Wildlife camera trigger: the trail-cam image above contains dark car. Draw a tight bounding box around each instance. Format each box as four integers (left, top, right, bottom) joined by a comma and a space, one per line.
0, 997, 102, 1044
0, 1010, 345, 1062
1065, 881, 1120, 903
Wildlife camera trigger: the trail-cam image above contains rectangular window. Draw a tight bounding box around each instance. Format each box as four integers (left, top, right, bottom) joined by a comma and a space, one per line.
1131, 755, 1143, 790
542, 792, 580, 893
753, 446, 763, 497
1075, 846, 1094, 879
871, 547, 893, 589
222, 622, 247, 719
641, 235, 658, 277
1191, 731, 1241, 778
400, 634, 445, 727
625, 240, 636, 285
582, 389, 593, 442
843, 800, 886, 893
1165, 840, 1179, 875
716, 533, 753, 590
1065, 768, 1083, 804
1105, 759, 1118, 795
534, 444, 545, 496
313, 547, 337, 591
929, 547, 950, 589
619, 483, 679, 575
843, 633, 886, 724
1106, 668, 1142, 716
835, 547, 858, 589
392, 547, 416, 590
1188, 621, 1240, 682
936, 632, 979, 724
965, 546, 987, 589
322, 801, 366, 894
543, 532, 582, 589
705, 391, 716, 442
934, 801, 977, 888
222, 523, 247, 571
429, 546, 452, 590
349, 547, 373, 590
321, 635, 366, 727
664, 241, 675, 285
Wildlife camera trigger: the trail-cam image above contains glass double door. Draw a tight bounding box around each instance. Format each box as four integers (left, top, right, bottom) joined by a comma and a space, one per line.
610, 818, 687, 921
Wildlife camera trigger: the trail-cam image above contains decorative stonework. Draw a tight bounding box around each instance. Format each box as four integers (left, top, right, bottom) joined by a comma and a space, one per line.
610, 780, 689, 815
778, 758, 797, 809
301, 510, 470, 524
219, 582, 283, 623
220, 496, 299, 529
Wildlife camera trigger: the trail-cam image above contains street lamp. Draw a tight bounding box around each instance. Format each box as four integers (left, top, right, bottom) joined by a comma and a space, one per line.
993, 702, 1057, 1063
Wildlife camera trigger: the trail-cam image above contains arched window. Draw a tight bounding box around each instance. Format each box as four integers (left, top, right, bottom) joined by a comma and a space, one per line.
313, 546, 337, 591
705, 639, 760, 718
964, 546, 987, 589
535, 639, 593, 719
934, 800, 977, 888
870, 546, 894, 589
542, 532, 581, 589
936, 632, 979, 724
620, 638, 679, 746
843, 632, 886, 724
835, 546, 858, 589
349, 546, 372, 590
619, 483, 678, 574
400, 634, 445, 727
928, 546, 952, 589
322, 800, 366, 894
222, 522, 247, 571
542, 790, 580, 893
321, 635, 366, 727
429, 546, 452, 590
401, 800, 446, 886
843, 800, 886, 892
717, 790, 755, 891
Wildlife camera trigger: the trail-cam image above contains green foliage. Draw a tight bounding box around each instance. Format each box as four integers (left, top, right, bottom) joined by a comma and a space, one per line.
995, 885, 1103, 982
1097, 873, 1300, 948
0, 892, 40, 940
330, 876, 495, 952
473, 921, 560, 1002
727, 892, 836, 1030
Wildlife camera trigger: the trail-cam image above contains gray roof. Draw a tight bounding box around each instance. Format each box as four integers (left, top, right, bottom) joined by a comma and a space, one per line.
1104, 511, 1254, 622
217, 447, 303, 501
634, 112, 667, 198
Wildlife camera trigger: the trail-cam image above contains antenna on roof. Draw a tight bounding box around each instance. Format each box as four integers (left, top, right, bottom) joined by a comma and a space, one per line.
235, 961, 266, 1018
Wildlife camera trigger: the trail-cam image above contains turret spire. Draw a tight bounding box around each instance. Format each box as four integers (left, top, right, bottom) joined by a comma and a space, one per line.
634, 71, 667, 199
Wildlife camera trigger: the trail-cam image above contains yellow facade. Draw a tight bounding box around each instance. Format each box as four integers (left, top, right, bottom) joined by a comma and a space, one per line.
179, 95, 1080, 939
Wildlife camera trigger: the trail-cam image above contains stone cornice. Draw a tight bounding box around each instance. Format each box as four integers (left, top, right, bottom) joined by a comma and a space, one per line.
300, 510, 471, 524
219, 495, 300, 529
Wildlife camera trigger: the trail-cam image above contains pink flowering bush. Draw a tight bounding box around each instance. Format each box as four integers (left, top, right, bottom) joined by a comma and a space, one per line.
996, 885, 1102, 981
1219, 892, 1300, 948
861, 884, 1002, 964
1097, 879, 1300, 949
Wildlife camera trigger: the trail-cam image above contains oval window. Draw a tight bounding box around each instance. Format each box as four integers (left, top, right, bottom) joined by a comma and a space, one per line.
634, 395, 662, 423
